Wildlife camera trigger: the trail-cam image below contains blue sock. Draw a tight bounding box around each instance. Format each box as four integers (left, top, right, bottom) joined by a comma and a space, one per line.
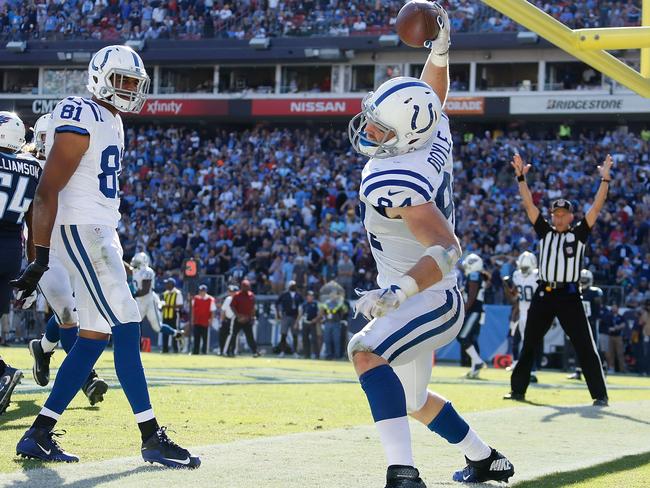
43, 337, 107, 415
59, 327, 79, 354
112, 322, 153, 419
44, 315, 60, 343
427, 401, 470, 444
359, 364, 407, 421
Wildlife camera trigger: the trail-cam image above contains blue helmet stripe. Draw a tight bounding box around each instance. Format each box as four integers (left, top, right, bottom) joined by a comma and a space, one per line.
373, 81, 431, 107
131, 52, 140, 67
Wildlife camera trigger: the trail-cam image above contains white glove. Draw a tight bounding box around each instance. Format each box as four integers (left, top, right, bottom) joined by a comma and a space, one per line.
424, 3, 450, 66
354, 286, 407, 321
21, 290, 38, 310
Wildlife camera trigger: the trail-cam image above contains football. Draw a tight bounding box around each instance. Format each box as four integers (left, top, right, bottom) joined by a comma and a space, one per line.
395, 0, 442, 48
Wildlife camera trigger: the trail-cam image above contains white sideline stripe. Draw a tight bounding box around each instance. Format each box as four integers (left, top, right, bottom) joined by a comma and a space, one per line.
2, 401, 650, 488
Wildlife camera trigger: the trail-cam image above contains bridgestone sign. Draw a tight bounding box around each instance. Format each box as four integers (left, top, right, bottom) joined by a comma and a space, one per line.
511, 94, 650, 114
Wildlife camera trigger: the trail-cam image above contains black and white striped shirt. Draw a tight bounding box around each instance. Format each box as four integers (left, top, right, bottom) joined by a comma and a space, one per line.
534, 215, 591, 283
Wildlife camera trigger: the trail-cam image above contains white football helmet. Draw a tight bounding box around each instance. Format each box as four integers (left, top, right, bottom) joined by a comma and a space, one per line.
516, 251, 537, 276
131, 252, 150, 269
32, 113, 52, 160
580, 269, 594, 287
348, 76, 443, 158
87, 45, 150, 113
0, 112, 26, 153
462, 253, 484, 275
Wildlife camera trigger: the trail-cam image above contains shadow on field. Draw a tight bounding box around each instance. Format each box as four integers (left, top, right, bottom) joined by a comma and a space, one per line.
521, 401, 650, 427
513, 451, 650, 488
5, 463, 153, 488
0, 400, 41, 430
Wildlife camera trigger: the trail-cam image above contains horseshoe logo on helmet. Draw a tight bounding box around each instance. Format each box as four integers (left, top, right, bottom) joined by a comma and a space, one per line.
411, 103, 436, 134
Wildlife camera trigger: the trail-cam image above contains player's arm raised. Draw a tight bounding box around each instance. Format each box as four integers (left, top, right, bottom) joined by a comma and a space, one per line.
511, 153, 540, 224
419, 4, 450, 106
585, 154, 613, 228
11, 132, 88, 297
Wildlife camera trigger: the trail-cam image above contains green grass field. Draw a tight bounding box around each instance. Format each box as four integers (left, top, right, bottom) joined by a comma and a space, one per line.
1, 347, 649, 486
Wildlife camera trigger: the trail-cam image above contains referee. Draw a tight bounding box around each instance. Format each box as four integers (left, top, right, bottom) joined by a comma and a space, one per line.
504, 153, 612, 406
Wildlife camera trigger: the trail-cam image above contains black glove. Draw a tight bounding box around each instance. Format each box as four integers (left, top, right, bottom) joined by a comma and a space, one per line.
10, 245, 49, 300
11, 261, 49, 300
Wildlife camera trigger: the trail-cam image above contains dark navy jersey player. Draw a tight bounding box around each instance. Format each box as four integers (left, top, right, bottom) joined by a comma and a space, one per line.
0, 111, 39, 415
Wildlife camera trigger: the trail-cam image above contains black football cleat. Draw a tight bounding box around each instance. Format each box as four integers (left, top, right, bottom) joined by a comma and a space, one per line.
567, 371, 582, 380
141, 426, 201, 469
453, 448, 514, 483
29, 339, 53, 386
82, 370, 108, 406
593, 397, 609, 407
503, 392, 525, 401
0, 365, 23, 415
16, 428, 79, 462
385, 465, 426, 488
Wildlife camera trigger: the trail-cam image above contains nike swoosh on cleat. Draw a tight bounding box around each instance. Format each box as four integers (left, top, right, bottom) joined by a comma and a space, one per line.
162, 457, 191, 465
463, 474, 471, 481
36, 443, 51, 455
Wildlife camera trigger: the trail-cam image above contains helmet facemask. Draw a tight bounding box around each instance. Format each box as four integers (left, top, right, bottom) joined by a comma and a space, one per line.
348, 93, 399, 158
101, 70, 150, 113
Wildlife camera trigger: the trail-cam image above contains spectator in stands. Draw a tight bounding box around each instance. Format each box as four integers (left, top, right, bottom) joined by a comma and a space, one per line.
226, 279, 259, 357
2, 1, 641, 43
275, 280, 303, 357
191, 284, 216, 355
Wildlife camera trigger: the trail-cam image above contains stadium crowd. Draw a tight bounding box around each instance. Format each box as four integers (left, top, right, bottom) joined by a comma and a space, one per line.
0, 0, 643, 42
112, 121, 650, 367
116, 122, 649, 300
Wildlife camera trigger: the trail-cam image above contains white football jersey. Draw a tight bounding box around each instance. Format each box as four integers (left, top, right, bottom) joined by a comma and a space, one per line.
46, 96, 124, 227
133, 266, 155, 296
359, 113, 456, 291
512, 269, 539, 315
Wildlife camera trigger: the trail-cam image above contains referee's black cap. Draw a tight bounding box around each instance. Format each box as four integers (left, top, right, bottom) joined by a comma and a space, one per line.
551, 198, 574, 213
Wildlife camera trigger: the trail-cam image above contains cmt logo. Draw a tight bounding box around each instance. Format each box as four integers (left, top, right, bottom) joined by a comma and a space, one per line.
32, 99, 59, 115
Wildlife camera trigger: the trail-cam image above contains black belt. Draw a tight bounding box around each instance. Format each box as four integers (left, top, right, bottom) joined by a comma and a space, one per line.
539, 281, 578, 292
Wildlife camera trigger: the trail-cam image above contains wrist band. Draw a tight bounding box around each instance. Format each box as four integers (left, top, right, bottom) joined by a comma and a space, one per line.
601, 178, 611, 183
517, 175, 525, 182
35, 245, 50, 267
426, 50, 448, 68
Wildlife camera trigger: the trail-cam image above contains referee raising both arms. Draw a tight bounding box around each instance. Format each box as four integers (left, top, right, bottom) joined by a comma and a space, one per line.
504, 153, 612, 407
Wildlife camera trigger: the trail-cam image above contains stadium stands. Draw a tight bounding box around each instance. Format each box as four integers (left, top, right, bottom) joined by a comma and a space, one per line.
1, 1, 642, 42
117, 123, 650, 309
